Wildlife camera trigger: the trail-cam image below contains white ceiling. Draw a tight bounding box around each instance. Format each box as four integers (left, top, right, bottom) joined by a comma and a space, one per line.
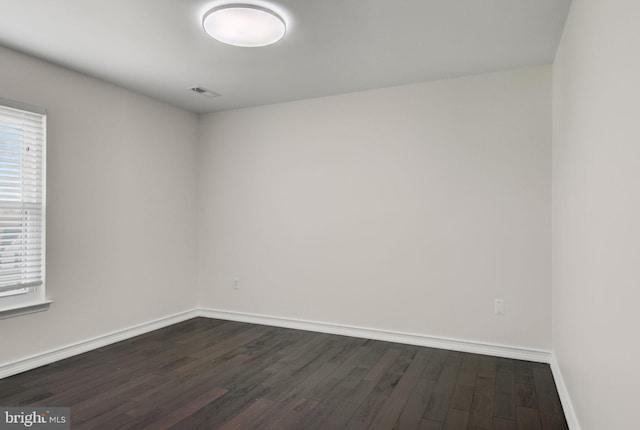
0, 0, 570, 114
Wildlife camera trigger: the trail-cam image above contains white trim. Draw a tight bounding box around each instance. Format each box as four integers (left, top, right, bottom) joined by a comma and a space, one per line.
0, 306, 557, 386
0, 309, 198, 379
197, 308, 552, 363
0, 306, 576, 428
0, 299, 53, 320
0, 97, 46, 115
550, 353, 581, 430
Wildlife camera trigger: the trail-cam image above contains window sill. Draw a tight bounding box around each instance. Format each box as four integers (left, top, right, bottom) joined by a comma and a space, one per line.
0, 300, 53, 320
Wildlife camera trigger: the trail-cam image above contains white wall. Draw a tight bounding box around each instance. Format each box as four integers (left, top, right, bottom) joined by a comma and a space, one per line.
552, 1, 640, 429
198, 66, 552, 350
0, 46, 199, 364
0, 44, 554, 372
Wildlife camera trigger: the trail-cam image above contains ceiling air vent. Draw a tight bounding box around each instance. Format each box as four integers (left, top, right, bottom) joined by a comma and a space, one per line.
188, 86, 220, 98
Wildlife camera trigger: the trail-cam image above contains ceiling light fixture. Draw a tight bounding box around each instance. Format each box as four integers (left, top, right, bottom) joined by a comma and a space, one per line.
202, 4, 286, 47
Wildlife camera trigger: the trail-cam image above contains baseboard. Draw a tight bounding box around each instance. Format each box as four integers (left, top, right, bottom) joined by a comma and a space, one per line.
198, 308, 552, 363
550, 354, 581, 430
0, 309, 199, 379
1, 306, 557, 385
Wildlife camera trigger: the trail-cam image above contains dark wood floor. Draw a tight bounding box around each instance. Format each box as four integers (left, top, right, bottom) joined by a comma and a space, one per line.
0, 318, 568, 430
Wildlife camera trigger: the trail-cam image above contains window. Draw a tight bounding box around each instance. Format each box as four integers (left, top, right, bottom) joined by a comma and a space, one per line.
0, 98, 47, 316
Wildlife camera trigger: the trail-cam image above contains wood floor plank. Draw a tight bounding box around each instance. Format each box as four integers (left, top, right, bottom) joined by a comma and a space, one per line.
266, 397, 319, 430
138, 387, 228, 430
419, 418, 444, 430
0, 318, 570, 430
450, 384, 474, 411
531, 363, 568, 430
457, 354, 481, 386
494, 367, 516, 420
468, 375, 495, 430
240, 344, 359, 428
478, 355, 497, 379
313, 379, 375, 430
262, 337, 352, 402
394, 378, 437, 429
368, 348, 432, 430
423, 353, 463, 422
364, 347, 403, 382
342, 347, 416, 429
87, 412, 137, 430
167, 415, 204, 430
444, 408, 470, 429
515, 361, 534, 385
516, 406, 542, 430
70, 373, 159, 420
299, 366, 370, 430
218, 397, 275, 430
515, 383, 538, 409
343, 364, 404, 429
313, 349, 400, 430
422, 349, 449, 381
193, 371, 296, 427
492, 417, 517, 430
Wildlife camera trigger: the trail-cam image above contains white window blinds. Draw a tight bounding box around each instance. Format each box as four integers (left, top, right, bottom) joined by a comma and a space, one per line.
0, 100, 46, 294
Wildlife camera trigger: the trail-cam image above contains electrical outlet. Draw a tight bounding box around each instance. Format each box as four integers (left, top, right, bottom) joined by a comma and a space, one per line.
233, 278, 239, 290
494, 299, 504, 316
